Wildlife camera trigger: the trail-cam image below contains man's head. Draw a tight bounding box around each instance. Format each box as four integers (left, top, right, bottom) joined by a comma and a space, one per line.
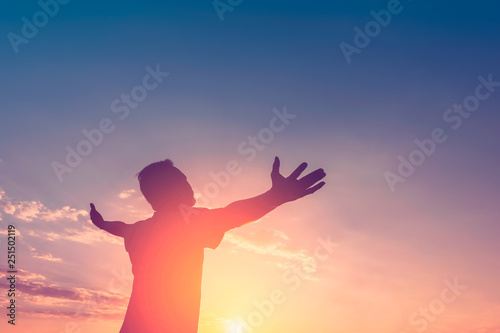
137, 159, 195, 211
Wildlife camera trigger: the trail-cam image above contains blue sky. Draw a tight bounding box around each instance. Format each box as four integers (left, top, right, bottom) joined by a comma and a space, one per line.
1, 1, 499, 202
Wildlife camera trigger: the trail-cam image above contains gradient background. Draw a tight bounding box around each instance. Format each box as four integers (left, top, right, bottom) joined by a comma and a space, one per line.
1, 1, 499, 332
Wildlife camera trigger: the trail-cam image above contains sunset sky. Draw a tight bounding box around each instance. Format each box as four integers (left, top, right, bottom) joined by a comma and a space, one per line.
1, 1, 500, 332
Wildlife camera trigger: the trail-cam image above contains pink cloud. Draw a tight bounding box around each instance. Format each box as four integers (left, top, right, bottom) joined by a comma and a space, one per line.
223, 229, 324, 279
0, 268, 47, 281
26, 245, 63, 262
0, 268, 128, 321
118, 189, 136, 199
26, 225, 123, 245
0, 186, 88, 222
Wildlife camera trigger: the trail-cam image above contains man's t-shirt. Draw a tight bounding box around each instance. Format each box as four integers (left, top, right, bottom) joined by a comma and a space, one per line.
119, 207, 225, 333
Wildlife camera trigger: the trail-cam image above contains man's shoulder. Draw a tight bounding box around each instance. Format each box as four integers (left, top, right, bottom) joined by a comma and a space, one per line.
124, 217, 152, 236
123, 218, 153, 252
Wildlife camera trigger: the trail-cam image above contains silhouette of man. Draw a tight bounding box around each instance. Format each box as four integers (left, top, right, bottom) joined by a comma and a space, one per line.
90, 157, 326, 332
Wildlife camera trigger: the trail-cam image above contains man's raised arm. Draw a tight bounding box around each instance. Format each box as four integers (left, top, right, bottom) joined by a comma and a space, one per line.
208, 157, 326, 232
89, 203, 129, 238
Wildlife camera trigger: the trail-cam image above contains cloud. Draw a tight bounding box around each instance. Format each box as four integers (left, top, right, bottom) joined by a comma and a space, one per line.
199, 310, 229, 324
27, 245, 63, 262
0, 268, 128, 320
0, 280, 128, 319
0, 268, 47, 282
0, 186, 88, 222
118, 189, 136, 199
14, 281, 86, 301
0, 185, 122, 245
0, 187, 4, 221
26, 225, 124, 246
224, 229, 320, 278
225, 229, 290, 254
33, 253, 63, 262
19, 309, 124, 320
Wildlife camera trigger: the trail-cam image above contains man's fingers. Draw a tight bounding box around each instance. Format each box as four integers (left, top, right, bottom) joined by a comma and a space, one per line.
303, 181, 326, 196
289, 162, 308, 179
89, 203, 103, 223
298, 168, 326, 188
272, 156, 281, 176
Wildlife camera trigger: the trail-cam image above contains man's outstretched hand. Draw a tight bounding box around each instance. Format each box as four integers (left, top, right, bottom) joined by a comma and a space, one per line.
89, 203, 104, 226
270, 157, 326, 203
89, 203, 128, 237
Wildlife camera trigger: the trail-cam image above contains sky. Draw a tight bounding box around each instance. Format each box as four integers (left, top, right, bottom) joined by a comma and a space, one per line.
1, 0, 500, 332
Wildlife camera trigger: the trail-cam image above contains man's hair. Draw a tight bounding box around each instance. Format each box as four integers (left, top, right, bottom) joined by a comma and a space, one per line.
137, 159, 185, 211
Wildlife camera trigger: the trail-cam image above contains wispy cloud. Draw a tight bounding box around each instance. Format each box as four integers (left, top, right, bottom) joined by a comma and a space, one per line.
0, 186, 129, 322
0, 268, 128, 320
0, 268, 47, 282
118, 189, 136, 199
199, 310, 229, 324
0, 186, 87, 222
224, 229, 319, 278
27, 245, 63, 262
26, 225, 123, 246
0, 185, 122, 246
